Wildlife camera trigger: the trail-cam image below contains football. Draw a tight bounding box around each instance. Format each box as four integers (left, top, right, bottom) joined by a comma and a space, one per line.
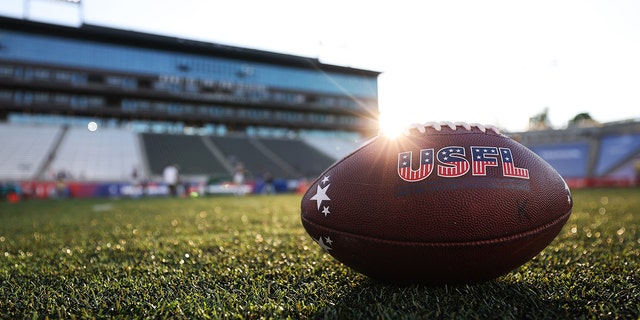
301, 121, 573, 284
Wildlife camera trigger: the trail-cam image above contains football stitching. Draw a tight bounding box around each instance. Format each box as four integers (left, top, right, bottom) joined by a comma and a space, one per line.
400, 121, 502, 136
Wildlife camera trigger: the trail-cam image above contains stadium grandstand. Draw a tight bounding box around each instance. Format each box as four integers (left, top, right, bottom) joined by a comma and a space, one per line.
515, 119, 640, 189
0, 16, 376, 198
1, 16, 639, 200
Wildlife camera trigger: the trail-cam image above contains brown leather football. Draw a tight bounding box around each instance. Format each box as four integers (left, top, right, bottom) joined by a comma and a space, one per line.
301, 122, 573, 284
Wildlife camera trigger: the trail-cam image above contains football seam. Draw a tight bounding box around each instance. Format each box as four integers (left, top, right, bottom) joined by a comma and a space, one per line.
302, 209, 572, 248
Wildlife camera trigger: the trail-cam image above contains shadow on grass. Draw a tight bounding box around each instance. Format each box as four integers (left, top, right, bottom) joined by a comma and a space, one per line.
312, 277, 569, 319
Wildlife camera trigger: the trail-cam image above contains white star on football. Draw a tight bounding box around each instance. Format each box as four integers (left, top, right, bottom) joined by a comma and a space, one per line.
321, 206, 330, 217
315, 236, 333, 251
310, 184, 330, 210
320, 175, 330, 185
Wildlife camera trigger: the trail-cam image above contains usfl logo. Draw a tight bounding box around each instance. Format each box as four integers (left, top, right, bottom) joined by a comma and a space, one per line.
397, 146, 529, 182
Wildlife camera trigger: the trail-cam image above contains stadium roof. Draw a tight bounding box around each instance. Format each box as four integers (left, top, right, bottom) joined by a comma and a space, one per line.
0, 16, 381, 77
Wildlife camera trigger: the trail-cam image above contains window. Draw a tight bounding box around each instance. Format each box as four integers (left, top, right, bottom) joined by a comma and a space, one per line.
0, 90, 12, 101
71, 72, 87, 85
88, 96, 105, 107
87, 74, 103, 84
0, 65, 13, 77
106, 75, 137, 89
54, 94, 70, 105
70, 95, 88, 109
33, 69, 51, 81
54, 71, 73, 82
122, 99, 138, 112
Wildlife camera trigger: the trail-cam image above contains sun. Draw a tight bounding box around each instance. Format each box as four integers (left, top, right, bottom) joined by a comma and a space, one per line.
378, 110, 412, 138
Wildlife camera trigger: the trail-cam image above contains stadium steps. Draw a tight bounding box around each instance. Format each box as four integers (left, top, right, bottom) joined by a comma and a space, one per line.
209, 136, 294, 180
586, 137, 601, 177
257, 137, 337, 178
0, 123, 62, 180
135, 133, 152, 180
594, 133, 640, 176
602, 148, 640, 176
34, 125, 68, 180
47, 127, 143, 181
200, 136, 234, 174
141, 133, 230, 178
248, 138, 300, 179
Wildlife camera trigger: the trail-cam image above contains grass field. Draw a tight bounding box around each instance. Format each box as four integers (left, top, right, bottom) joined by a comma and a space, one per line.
1, 188, 639, 319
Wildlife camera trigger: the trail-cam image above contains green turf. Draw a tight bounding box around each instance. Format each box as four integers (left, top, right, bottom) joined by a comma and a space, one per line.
1, 189, 639, 319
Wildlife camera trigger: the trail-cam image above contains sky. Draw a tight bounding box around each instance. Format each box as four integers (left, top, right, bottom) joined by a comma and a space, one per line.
2, 0, 640, 132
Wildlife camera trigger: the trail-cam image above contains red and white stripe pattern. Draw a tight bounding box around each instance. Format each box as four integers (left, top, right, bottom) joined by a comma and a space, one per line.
499, 147, 530, 179
471, 147, 499, 176
437, 146, 470, 177
397, 149, 434, 182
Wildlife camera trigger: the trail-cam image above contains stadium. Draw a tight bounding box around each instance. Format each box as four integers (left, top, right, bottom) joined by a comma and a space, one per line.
1, 16, 639, 200
1, 9, 639, 319
0, 16, 379, 199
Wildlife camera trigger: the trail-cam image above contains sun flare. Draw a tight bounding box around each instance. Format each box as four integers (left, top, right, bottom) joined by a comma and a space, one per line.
378, 111, 413, 138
